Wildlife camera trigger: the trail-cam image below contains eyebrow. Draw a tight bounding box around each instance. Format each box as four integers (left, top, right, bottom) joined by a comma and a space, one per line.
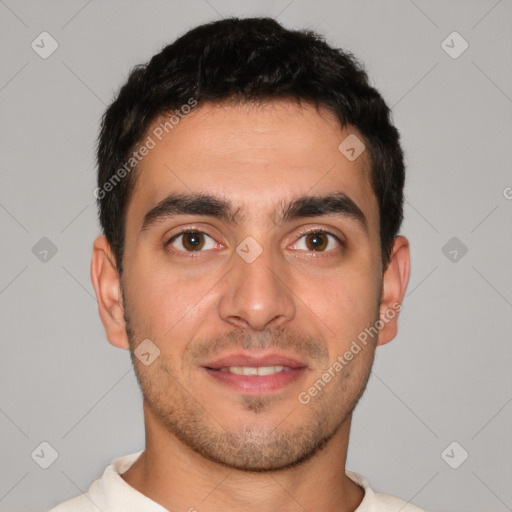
141, 193, 240, 231
141, 191, 368, 233
279, 192, 368, 232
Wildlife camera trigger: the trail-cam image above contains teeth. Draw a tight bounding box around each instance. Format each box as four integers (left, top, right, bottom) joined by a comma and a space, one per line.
257, 365, 284, 376
224, 365, 286, 376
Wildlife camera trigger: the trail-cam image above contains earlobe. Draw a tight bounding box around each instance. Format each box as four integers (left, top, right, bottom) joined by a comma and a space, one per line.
377, 235, 411, 346
90, 236, 130, 350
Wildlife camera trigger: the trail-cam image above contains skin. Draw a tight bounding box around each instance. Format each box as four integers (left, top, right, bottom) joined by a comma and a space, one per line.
91, 99, 410, 512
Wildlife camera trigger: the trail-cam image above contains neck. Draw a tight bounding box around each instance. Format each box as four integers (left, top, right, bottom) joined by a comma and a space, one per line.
121, 400, 364, 512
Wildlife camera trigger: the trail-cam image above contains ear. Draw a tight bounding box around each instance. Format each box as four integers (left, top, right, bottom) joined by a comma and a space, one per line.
377, 235, 411, 346
90, 236, 130, 350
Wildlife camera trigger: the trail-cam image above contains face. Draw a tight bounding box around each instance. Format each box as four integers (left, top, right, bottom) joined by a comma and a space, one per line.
94, 99, 407, 472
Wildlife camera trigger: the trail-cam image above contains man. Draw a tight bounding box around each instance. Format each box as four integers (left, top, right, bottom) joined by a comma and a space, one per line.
51, 16, 424, 512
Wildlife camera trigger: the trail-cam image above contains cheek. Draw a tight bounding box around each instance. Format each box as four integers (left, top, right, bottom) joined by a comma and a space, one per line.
125, 257, 221, 341
304, 268, 380, 341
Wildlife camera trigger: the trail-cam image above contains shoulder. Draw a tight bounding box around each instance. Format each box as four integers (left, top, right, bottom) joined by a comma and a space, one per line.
49, 493, 98, 512
346, 470, 428, 512
373, 491, 427, 512
48, 451, 144, 512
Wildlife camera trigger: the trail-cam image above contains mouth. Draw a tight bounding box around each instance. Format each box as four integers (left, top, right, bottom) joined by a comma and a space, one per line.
215, 365, 293, 375
202, 352, 308, 394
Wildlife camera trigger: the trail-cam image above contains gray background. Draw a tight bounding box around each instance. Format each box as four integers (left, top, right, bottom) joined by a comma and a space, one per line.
0, 1, 511, 511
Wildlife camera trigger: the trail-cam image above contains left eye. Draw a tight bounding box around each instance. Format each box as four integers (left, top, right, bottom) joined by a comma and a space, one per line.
291, 232, 340, 252
169, 232, 218, 252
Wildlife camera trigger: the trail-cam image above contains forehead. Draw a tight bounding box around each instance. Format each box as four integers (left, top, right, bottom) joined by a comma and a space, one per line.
126, 99, 378, 231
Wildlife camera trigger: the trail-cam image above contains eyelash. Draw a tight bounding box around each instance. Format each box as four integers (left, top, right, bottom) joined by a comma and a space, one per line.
165, 227, 343, 257
293, 228, 343, 253
165, 228, 217, 258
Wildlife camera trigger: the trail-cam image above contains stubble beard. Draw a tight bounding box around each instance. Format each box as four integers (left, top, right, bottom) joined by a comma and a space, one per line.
123, 295, 377, 472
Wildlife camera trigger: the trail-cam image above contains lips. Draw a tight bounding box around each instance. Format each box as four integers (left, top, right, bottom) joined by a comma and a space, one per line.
202, 351, 308, 394
203, 352, 307, 370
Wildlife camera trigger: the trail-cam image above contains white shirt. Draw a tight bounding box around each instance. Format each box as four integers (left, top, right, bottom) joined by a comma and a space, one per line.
49, 451, 427, 512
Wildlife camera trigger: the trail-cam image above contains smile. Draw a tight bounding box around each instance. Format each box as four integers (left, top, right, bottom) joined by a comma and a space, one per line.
217, 365, 291, 376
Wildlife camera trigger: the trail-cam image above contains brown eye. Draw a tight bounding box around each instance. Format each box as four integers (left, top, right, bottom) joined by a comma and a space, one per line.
305, 233, 328, 251
182, 233, 205, 251
290, 230, 341, 253
169, 232, 217, 252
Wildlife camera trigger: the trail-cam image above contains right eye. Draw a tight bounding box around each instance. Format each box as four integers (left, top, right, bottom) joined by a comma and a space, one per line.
167, 231, 219, 252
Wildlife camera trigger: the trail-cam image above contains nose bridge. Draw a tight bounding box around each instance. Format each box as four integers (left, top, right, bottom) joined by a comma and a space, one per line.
218, 238, 296, 330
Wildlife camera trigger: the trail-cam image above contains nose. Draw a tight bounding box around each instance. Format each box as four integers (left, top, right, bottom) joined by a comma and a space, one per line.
218, 242, 296, 331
